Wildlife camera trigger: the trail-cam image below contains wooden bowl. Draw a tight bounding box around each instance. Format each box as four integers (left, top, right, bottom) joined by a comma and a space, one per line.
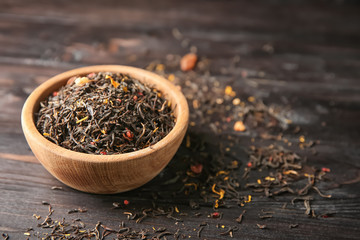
21, 65, 189, 194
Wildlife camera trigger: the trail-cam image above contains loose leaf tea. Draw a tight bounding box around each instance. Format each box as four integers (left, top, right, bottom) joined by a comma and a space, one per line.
146, 52, 333, 220
15, 32, 336, 239
26, 203, 182, 240
36, 72, 175, 154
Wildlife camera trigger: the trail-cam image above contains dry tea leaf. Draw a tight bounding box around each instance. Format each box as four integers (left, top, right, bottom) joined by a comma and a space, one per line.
234, 121, 246, 132
180, 53, 198, 71
256, 224, 267, 229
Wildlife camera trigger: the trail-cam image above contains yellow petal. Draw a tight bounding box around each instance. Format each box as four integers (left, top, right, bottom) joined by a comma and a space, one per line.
76, 116, 88, 124
106, 75, 120, 88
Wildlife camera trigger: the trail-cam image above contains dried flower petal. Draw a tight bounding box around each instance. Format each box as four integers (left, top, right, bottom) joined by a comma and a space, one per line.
126, 130, 134, 139
106, 75, 120, 88
225, 86, 236, 97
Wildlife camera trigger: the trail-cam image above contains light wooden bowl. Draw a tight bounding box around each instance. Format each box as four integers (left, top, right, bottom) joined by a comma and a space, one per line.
21, 65, 189, 194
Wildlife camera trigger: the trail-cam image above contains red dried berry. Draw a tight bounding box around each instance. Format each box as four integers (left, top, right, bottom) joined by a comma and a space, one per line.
100, 151, 107, 155
126, 130, 134, 139
211, 212, 220, 218
87, 72, 96, 78
123, 200, 130, 205
321, 167, 331, 173
191, 164, 203, 174
247, 162, 253, 168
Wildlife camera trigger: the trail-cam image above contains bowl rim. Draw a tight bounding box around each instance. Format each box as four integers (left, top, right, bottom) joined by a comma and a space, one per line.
21, 65, 189, 163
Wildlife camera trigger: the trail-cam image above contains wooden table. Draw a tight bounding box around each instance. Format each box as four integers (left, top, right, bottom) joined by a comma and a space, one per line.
1, 1, 359, 239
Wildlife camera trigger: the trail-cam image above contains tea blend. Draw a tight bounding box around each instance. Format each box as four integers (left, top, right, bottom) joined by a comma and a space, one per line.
142, 48, 333, 229
18, 61, 335, 239
36, 72, 175, 154
25, 203, 180, 239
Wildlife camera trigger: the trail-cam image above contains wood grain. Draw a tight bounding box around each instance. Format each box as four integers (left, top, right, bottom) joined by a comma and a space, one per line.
0, 0, 359, 239
0, 153, 37, 163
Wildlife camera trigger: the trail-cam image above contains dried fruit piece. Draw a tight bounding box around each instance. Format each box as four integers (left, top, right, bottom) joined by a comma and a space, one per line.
125, 130, 134, 139
75, 77, 91, 86
211, 212, 220, 218
234, 121, 246, 132
180, 53, 198, 71
190, 163, 203, 174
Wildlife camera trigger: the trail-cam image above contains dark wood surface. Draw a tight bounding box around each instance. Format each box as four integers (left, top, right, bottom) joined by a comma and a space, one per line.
1, 0, 360, 239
